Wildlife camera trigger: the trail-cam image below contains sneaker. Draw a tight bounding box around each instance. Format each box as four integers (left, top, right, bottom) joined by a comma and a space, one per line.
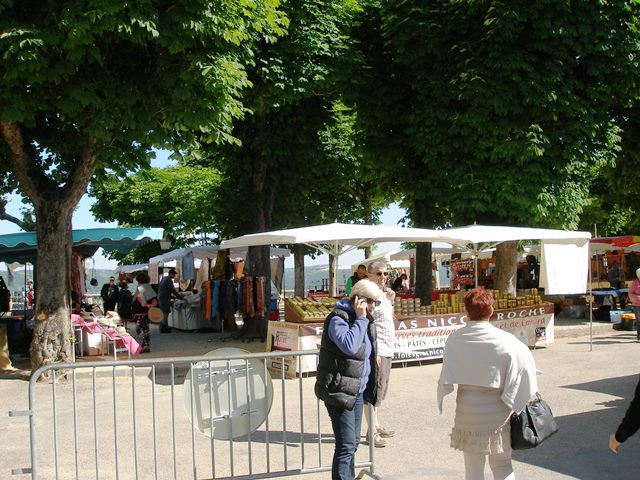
376, 426, 395, 438
160, 325, 172, 333
362, 433, 386, 448
140, 346, 150, 353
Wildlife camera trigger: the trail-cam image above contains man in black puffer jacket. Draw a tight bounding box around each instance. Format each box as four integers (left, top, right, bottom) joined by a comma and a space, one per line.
315, 279, 379, 480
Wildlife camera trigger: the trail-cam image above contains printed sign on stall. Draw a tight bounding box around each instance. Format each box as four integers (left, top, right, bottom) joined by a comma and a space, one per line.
393, 303, 554, 363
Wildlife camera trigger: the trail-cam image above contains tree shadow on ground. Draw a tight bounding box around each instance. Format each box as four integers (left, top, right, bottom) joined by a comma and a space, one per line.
513, 373, 640, 480
567, 333, 637, 347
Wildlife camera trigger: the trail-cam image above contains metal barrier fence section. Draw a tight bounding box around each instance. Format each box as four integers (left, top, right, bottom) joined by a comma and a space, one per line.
10, 350, 380, 480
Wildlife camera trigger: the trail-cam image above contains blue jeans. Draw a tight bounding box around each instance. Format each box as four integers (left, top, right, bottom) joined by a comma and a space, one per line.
325, 393, 364, 480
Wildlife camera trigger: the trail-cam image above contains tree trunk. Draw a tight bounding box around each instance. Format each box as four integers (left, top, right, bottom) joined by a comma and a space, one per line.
294, 244, 305, 297
414, 243, 433, 305
363, 196, 374, 259
495, 241, 518, 296
243, 105, 274, 338
0, 121, 97, 372
328, 254, 337, 297
244, 245, 271, 339
412, 201, 433, 304
30, 200, 74, 368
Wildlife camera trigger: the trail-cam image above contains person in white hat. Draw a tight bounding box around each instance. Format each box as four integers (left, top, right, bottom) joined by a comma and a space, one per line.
627, 267, 640, 342
315, 279, 380, 480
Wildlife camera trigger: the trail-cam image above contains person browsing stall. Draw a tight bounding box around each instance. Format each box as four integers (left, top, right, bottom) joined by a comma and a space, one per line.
100, 276, 120, 313
438, 288, 538, 480
157, 268, 183, 333
132, 272, 158, 353
627, 267, 640, 342
391, 272, 409, 293
363, 261, 396, 448
345, 264, 367, 296
315, 279, 380, 480
117, 282, 133, 329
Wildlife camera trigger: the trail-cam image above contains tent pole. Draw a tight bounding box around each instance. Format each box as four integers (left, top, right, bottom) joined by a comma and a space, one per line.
474, 255, 478, 288
587, 251, 593, 352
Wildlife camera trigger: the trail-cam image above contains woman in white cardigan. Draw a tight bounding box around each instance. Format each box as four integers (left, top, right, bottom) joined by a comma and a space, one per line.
438, 288, 538, 480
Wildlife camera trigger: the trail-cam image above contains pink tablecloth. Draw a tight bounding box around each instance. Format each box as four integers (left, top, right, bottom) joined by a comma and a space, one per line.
72, 314, 141, 357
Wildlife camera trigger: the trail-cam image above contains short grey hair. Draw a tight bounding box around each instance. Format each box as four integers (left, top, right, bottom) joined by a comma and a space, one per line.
368, 260, 387, 273
349, 279, 381, 301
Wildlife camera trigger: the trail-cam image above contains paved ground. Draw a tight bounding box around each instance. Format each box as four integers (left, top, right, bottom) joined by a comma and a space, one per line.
2, 317, 639, 479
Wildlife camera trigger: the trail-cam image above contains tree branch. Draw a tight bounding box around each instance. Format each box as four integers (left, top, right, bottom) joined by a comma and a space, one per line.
0, 211, 30, 230
1, 121, 99, 210
61, 135, 99, 207
0, 121, 49, 203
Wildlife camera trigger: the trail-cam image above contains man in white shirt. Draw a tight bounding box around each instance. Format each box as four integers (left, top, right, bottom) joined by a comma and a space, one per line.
363, 260, 396, 447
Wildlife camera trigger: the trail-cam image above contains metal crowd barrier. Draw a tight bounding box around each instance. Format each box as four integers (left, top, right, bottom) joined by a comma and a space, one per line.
9, 349, 380, 480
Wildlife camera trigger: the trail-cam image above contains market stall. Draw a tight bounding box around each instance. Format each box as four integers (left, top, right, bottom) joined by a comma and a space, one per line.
267, 290, 553, 374
0, 227, 164, 361
148, 245, 290, 331
221, 222, 591, 375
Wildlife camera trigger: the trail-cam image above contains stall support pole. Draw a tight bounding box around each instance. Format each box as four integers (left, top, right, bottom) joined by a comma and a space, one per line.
473, 256, 478, 288
588, 252, 593, 352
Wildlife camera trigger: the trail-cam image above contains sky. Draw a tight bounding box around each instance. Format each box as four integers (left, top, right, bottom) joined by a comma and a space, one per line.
1, 151, 408, 271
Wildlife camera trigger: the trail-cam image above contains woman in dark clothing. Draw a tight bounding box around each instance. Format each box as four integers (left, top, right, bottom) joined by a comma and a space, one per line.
391, 273, 409, 293
315, 279, 380, 480
132, 272, 158, 353
609, 375, 640, 453
117, 282, 133, 328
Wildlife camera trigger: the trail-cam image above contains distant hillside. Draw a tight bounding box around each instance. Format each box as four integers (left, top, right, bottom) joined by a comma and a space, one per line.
0, 268, 117, 294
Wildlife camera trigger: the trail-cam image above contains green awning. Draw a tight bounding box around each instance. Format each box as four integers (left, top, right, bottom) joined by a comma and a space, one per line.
0, 227, 164, 263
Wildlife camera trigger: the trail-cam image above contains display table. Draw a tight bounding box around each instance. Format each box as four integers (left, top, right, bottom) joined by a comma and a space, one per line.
71, 314, 141, 358
168, 304, 208, 331
265, 302, 555, 375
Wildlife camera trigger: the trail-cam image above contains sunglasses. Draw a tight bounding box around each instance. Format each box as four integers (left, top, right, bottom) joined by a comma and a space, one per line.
365, 298, 381, 307
375, 271, 389, 276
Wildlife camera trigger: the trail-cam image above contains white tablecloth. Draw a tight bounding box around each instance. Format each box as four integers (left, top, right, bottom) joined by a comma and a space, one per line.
168, 305, 208, 330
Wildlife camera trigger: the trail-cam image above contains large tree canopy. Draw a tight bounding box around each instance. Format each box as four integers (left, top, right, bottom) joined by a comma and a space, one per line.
90, 165, 223, 263
0, 0, 287, 369
352, 0, 640, 297
381, 0, 640, 229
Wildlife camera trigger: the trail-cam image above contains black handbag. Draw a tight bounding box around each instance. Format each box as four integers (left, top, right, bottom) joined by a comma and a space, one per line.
510, 394, 559, 450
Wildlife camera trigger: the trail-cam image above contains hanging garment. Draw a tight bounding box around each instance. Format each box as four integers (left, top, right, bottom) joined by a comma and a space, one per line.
203, 281, 212, 322
210, 280, 220, 330
244, 277, 255, 318
212, 250, 228, 280
255, 276, 265, 317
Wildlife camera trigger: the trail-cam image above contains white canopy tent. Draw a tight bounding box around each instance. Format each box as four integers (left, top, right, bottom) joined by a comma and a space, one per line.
220, 222, 591, 297
114, 263, 148, 275
219, 223, 446, 295
148, 245, 291, 291
434, 225, 591, 295
350, 249, 410, 272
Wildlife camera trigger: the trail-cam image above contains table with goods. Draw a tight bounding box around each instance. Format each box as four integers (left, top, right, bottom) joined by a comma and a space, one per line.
265, 289, 554, 376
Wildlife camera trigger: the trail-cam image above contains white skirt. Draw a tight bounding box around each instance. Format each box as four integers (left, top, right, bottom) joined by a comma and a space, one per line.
450, 384, 512, 454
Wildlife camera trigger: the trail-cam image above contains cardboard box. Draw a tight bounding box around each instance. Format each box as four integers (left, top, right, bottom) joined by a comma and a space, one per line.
265, 321, 320, 378
83, 331, 108, 356
610, 310, 634, 324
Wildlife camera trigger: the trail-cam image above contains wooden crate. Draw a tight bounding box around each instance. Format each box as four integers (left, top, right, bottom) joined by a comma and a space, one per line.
284, 299, 325, 323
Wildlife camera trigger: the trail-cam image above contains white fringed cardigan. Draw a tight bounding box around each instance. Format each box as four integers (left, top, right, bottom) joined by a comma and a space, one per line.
437, 321, 539, 453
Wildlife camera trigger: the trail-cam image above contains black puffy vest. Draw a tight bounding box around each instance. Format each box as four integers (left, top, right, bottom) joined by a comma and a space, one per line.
314, 307, 377, 410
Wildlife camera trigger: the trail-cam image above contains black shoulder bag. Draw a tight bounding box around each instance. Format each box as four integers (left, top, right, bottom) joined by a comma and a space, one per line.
510, 394, 559, 450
